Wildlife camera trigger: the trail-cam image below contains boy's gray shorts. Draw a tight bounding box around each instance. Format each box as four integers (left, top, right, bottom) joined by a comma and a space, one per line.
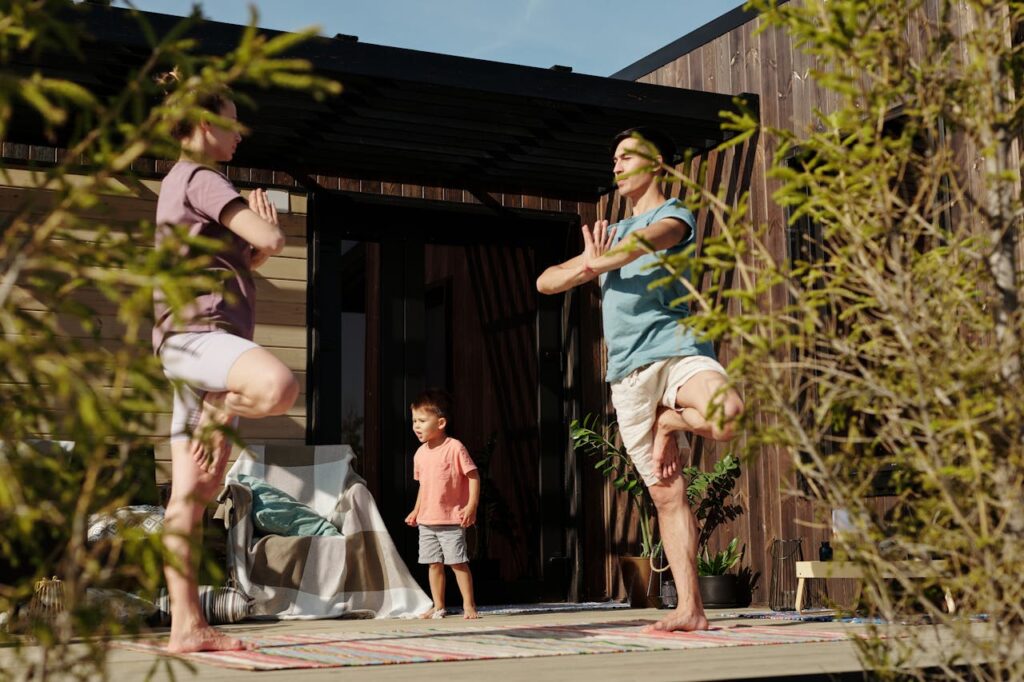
418, 525, 469, 565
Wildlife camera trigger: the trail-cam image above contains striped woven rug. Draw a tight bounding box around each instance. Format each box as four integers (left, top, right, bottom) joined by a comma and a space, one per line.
113, 620, 853, 671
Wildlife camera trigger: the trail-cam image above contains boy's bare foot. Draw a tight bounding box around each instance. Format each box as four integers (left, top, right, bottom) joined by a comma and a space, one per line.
642, 607, 710, 634
463, 607, 480, 619
419, 607, 446, 619
188, 392, 233, 473
167, 625, 251, 653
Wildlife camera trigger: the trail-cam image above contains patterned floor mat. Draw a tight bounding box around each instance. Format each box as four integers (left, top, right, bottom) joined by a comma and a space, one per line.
112, 619, 855, 670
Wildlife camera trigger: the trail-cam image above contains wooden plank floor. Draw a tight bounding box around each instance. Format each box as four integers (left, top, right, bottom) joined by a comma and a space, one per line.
1, 607, 992, 681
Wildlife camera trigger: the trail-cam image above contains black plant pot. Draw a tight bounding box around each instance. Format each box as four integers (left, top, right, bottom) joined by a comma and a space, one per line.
699, 574, 739, 608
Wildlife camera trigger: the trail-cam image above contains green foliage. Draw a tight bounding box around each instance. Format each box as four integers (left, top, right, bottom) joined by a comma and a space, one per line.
644, 0, 1024, 678
683, 453, 743, 552
571, 414, 659, 558
570, 415, 743, 562
697, 536, 740, 577
0, 1, 339, 679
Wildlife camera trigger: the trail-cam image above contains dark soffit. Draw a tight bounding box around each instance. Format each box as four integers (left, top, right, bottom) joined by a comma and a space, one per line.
6, 4, 757, 202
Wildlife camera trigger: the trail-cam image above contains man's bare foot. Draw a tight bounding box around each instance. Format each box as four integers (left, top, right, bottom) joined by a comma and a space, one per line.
463, 607, 480, 619
419, 607, 446, 619
188, 392, 233, 473
652, 410, 682, 481
642, 608, 710, 634
167, 625, 251, 653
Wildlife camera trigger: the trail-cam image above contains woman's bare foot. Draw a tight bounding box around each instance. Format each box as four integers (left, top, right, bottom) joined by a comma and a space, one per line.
167, 625, 250, 654
419, 606, 446, 619
642, 607, 710, 634
463, 607, 480, 619
188, 391, 233, 473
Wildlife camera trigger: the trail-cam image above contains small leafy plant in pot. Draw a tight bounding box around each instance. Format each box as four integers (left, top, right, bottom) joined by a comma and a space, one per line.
685, 454, 745, 608
697, 537, 742, 607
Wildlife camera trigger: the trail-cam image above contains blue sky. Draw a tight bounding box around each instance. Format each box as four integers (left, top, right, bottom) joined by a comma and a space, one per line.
117, 1, 746, 76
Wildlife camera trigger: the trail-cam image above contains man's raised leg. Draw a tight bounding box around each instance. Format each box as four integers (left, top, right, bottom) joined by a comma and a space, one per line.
671, 370, 743, 442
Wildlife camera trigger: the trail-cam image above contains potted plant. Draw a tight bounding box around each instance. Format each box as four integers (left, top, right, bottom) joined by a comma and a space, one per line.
697, 537, 742, 607
684, 454, 744, 608
571, 415, 661, 607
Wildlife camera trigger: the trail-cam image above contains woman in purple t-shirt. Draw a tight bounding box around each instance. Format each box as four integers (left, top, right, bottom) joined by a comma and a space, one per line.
155, 75, 298, 653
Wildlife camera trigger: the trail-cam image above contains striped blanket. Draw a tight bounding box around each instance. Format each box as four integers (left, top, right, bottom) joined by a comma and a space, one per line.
114, 620, 857, 670
217, 444, 431, 620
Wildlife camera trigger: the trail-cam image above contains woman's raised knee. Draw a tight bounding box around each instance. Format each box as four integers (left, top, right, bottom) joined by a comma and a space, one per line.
227, 348, 299, 415
237, 366, 297, 416
278, 374, 300, 412
259, 369, 299, 415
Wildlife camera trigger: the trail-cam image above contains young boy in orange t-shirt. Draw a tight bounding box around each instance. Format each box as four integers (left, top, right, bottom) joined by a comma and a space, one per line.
404, 390, 480, 619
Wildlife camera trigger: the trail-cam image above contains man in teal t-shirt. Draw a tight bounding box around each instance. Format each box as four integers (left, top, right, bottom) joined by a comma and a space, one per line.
537, 127, 743, 634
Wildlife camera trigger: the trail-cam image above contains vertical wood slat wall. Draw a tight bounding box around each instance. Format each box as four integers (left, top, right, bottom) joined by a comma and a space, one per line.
604, 0, 996, 604
619, 6, 866, 606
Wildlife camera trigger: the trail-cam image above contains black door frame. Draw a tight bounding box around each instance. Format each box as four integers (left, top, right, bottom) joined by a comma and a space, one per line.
307, 189, 581, 600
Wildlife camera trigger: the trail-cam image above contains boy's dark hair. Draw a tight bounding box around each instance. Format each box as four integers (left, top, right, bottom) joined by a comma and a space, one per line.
410, 389, 452, 420
612, 126, 678, 169
156, 69, 233, 140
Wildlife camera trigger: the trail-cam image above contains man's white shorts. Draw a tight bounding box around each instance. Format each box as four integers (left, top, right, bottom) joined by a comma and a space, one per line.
609, 355, 728, 487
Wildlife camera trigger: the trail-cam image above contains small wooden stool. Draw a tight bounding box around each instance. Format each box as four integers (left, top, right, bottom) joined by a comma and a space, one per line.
795, 560, 955, 614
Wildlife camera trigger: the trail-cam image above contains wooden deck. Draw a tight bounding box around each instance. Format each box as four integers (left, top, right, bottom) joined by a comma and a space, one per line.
3, 606, 992, 682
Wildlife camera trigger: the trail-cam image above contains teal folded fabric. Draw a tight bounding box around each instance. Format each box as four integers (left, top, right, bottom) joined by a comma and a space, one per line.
237, 474, 341, 537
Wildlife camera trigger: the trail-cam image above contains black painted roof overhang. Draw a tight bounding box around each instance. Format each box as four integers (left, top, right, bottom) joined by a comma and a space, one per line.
7, 4, 756, 203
